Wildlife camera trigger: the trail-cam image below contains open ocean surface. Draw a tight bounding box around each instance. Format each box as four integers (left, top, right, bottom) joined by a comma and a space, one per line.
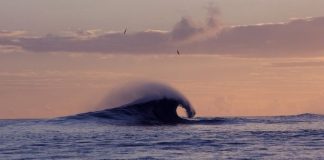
1, 113, 323, 160
1, 83, 324, 159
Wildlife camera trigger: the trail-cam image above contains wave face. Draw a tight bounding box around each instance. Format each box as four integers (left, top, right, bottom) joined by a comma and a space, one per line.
69, 82, 196, 125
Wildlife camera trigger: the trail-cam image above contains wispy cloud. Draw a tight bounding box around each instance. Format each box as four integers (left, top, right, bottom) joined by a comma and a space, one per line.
0, 30, 26, 37
271, 61, 324, 67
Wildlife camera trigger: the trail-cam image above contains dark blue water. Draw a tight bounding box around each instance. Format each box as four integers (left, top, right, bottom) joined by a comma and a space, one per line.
1, 114, 323, 160
1, 83, 323, 159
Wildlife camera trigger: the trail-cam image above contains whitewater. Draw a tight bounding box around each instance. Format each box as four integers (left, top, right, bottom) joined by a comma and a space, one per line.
1, 82, 324, 159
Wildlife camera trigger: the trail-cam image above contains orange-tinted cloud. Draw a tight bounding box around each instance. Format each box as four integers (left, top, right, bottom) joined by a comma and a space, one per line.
0, 30, 26, 37
271, 61, 324, 67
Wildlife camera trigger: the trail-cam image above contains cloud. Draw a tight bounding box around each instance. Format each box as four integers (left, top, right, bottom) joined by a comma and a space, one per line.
1, 10, 324, 57
62, 29, 106, 40
171, 4, 221, 43
271, 61, 324, 67
0, 30, 26, 53
0, 30, 26, 38
3, 26, 173, 54
0, 45, 22, 53
191, 17, 324, 57
171, 17, 203, 41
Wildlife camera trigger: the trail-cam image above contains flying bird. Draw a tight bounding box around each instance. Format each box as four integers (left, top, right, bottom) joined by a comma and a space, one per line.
124, 27, 127, 35
177, 49, 180, 55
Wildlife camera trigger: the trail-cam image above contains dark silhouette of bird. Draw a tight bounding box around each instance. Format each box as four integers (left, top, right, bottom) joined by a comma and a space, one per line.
177, 49, 180, 55
124, 27, 127, 35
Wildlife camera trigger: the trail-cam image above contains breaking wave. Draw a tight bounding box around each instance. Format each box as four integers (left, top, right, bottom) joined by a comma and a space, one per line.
67, 82, 196, 125
63, 81, 324, 125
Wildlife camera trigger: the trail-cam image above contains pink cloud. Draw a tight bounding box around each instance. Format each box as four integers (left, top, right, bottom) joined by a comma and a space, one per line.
191, 17, 324, 57
1, 14, 324, 57
0, 30, 26, 37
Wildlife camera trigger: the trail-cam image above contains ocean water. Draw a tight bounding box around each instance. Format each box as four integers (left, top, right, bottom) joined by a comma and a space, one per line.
1, 82, 324, 159
1, 113, 324, 159
0, 114, 324, 159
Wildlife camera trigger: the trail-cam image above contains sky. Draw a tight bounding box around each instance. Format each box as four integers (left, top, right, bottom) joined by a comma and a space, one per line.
1, 0, 324, 119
